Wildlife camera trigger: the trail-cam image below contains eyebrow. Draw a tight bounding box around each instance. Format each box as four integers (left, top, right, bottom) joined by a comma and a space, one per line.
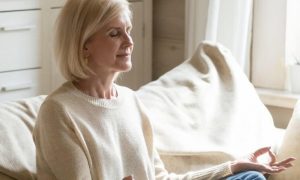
106, 26, 132, 32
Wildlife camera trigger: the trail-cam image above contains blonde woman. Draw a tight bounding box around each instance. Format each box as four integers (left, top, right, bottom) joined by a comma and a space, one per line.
33, 0, 294, 179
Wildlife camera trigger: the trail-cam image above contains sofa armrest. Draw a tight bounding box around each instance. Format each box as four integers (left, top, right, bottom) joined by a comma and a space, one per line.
270, 100, 300, 180
0, 95, 46, 180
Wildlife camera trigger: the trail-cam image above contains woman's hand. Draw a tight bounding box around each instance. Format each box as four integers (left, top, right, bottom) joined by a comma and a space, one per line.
230, 147, 296, 174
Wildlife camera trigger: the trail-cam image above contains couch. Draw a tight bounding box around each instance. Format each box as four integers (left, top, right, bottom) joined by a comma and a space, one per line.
0, 42, 299, 179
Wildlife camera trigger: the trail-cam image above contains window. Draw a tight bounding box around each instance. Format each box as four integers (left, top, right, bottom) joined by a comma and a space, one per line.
185, 0, 300, 92
252, 0, 300, 91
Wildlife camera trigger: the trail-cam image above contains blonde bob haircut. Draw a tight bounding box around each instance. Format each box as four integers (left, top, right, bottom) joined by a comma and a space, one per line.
54, 0, 132, 81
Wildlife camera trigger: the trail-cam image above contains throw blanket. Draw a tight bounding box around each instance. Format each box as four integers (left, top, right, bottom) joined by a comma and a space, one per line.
137, 41, 279, 158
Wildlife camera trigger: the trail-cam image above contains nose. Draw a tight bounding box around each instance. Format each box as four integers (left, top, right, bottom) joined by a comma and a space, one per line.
123, 32, 134, 48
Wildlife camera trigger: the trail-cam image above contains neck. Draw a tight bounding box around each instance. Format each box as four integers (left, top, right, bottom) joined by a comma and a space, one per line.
73, 77, 118, 99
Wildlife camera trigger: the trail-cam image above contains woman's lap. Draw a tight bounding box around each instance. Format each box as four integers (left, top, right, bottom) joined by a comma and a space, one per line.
226, 171, 266, 180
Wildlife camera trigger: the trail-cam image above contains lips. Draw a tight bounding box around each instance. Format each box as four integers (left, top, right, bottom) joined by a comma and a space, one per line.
117, 54, 130, 56
116, 53, 131, 57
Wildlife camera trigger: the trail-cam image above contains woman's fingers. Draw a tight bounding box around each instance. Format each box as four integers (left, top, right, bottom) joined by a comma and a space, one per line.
249, 146, 276, 163
252, 163, 284, 174
268, 149, 276, 164
231, 159, 293, 175
253, 147, 271, 158
272, 157, 296, 167
246, 146, 272, 162
235, 147, 296, 175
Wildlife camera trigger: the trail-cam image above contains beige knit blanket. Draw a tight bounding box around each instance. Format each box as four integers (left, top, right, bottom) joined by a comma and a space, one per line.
138, 42, 300, 179
137, 41, 279, 158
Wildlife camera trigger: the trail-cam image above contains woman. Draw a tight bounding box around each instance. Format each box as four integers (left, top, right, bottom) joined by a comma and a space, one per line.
33, 0, 295, 179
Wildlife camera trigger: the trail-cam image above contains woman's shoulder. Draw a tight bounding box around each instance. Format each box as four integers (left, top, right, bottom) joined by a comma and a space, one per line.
36, 83, 78, 127
42, 82, 74, 108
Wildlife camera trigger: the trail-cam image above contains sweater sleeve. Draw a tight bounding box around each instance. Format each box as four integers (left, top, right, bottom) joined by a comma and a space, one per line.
153, 149, 233, 180
33, 100, 92, 180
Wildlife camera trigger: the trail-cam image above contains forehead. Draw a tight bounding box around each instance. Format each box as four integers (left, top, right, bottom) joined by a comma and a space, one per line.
105, 13, 132, 28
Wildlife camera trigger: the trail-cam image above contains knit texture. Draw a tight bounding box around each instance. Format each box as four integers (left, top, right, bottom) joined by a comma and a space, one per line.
137, 41, 281, 177
33, 82, 232, 179
137, 41, 278, 157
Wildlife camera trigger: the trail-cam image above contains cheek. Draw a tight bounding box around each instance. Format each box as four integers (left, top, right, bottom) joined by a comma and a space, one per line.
90, 44, 120, 63
87, 36, 122, 59
97, 40, 119, 52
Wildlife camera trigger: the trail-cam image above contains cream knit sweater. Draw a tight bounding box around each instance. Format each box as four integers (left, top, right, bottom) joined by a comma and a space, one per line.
33, 82, 232, 180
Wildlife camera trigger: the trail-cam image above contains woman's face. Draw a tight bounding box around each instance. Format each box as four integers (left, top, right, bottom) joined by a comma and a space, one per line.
84, 13, 134, 76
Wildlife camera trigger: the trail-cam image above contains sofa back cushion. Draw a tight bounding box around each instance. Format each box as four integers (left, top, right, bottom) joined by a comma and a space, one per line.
0, 95, 46, 180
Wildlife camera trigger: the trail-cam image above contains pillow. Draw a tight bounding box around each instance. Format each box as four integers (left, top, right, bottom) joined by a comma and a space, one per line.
137, 41, 279, 159
0, 95, 46, 180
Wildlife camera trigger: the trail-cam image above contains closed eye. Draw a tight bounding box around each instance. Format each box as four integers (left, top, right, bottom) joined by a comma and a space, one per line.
109, 29, 120, 37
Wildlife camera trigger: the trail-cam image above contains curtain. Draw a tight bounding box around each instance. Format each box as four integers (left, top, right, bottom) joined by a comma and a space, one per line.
185, 0, 253, 76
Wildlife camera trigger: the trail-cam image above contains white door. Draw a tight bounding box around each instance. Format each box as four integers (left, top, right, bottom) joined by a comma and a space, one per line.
48, 8, 66, 91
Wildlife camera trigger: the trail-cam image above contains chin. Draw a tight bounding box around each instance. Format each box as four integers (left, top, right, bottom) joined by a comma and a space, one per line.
115, 56, 132, 72
123, 64, 132, 72
117, 62, 132, 72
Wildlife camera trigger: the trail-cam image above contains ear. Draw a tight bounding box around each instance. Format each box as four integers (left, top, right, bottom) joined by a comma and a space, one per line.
83, 44, 90, 58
